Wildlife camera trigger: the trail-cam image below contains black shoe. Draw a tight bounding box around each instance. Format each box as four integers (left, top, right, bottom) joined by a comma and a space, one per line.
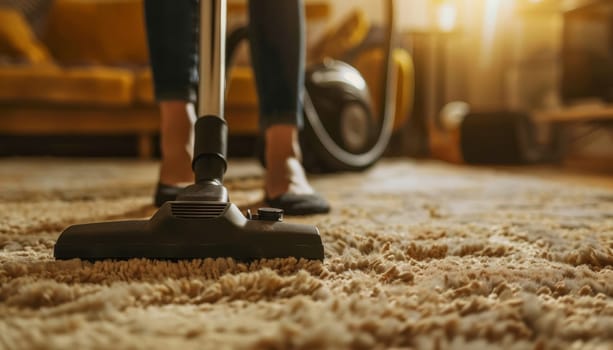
266, 193, 330, 216
154, 183, 183, 207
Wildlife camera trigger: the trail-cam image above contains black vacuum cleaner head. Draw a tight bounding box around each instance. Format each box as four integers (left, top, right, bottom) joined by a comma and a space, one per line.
54, 201, 324, 261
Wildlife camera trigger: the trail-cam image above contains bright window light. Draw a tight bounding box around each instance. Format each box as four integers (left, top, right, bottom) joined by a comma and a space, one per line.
437, 3, 457, 32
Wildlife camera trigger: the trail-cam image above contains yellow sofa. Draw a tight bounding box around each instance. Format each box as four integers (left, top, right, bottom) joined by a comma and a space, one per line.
0, 1, 411, 158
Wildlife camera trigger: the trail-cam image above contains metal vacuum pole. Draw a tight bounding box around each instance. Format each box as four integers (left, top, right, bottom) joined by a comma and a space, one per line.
199, 0, 226, 119
178, 0, 229, 202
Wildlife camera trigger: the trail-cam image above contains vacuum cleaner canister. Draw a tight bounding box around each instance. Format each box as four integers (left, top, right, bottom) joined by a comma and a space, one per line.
54, 202, 324, 261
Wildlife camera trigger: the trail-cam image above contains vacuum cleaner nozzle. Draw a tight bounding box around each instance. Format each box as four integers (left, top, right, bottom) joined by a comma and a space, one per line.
54, 201, 324, 261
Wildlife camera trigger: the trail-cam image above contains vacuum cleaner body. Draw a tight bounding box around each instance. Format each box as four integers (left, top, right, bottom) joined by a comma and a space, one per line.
55, 202, 323, 260
305, 60, 375, 155
301, 0, 397, 172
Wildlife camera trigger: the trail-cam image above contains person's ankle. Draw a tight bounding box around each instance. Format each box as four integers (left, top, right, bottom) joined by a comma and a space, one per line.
264, 125, 314, 198
264, 124, 301, 160
159, 101, 196, 185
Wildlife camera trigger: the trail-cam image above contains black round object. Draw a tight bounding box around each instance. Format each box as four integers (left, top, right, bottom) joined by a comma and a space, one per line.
302, 60, 382, 172
460, 111, 543, 164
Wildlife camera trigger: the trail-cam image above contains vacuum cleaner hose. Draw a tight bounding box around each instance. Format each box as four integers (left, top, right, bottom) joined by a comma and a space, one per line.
303, 0, 397, 170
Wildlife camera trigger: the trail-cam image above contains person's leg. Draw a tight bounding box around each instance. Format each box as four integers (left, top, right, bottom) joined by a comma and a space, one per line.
248, 0, 304, 132
144, 0, 198, 188
248, 0, 328, 214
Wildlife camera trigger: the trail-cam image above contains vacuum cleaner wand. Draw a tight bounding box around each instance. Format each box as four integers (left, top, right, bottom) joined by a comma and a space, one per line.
54, 0, 325, 261
179, 0, 228, 202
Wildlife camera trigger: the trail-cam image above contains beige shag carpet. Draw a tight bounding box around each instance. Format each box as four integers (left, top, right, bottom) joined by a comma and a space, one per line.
1, 158, 612, 350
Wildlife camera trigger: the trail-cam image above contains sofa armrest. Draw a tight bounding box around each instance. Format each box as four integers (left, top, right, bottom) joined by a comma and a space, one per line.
0, 8, 53, 64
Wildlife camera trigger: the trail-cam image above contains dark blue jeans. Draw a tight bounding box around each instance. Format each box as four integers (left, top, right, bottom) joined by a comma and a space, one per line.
144, 0, 305, 130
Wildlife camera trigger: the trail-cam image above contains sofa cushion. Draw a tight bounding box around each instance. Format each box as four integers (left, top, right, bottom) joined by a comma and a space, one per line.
134, 66, 259, 107
42, 0, 148, 66
134, 68, 154, 104
0, 65, 135, 106
0, 8, 53, 64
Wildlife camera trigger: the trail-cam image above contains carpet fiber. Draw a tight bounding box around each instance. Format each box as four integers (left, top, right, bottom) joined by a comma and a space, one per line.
1, 159, 612, 349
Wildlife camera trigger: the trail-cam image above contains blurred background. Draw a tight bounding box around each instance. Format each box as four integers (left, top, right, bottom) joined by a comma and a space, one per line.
0, 0, 611, 173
